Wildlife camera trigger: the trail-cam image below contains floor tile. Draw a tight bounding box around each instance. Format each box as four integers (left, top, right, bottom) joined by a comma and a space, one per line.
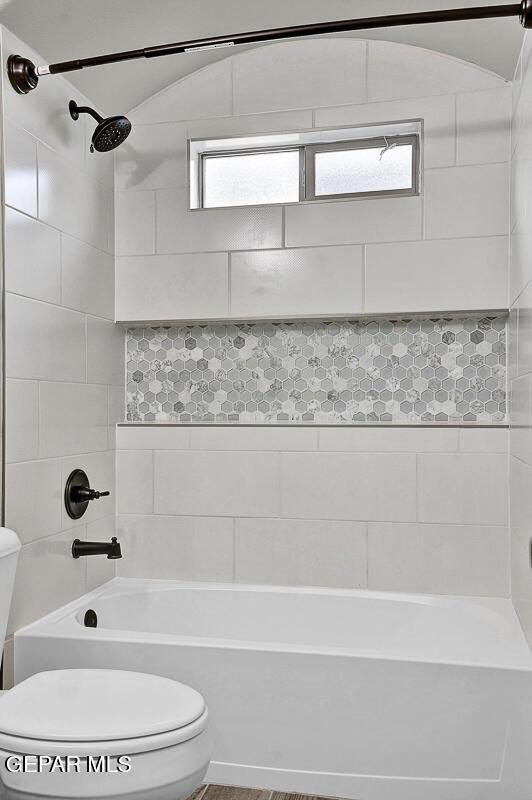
204, 787, 271, 800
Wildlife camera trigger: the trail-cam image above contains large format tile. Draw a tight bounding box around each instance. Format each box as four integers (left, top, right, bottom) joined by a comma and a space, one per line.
417, 453, 508, 526
61, 235, 114, 320
4, 121, 37, 217
117, 450, 154, 515
424, 164, 509, 239
189, 427, 318, 452
318, 428, 459, 453
6, 295, 86, 383
117, 426, 190, 450
367, 40, 503, 102
39, 382, 108, 458
115, 191, 156, 256
86, 317, 125, 386
116, 254, 229, 321
156, 189, 283, 254
235, 518, 367, 588
5, 459, 63, 545
187, 110, 314, 141
117, 515, 234, 581
510, 455, 532, 537
517, 278, 532, 377
38, 143, 111, 251
285, 196, 422, 248
115, 122, 187, 191
230, 246, 363, 318
460, 428, 509, 454
108, 387, 125, 449
280, 453, 417, 522
511, 375, 532, 466
5, 207, 61, 304
154, 451, 279, 517
457, 87, 512, 165
365, 237, 508, 313
233, 39, 366, 114
6, 380, 39, 464
7, 528, 86, 636
368, 522, 509, 596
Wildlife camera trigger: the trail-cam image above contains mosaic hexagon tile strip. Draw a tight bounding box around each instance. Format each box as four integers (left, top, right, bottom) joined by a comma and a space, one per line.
126, 316, 507, 424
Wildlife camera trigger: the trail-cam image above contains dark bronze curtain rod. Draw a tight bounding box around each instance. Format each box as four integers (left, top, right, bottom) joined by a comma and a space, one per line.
7, 1, 531, 95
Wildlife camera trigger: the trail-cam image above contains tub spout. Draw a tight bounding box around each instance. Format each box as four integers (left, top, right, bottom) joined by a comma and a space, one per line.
72, 537, 122, 559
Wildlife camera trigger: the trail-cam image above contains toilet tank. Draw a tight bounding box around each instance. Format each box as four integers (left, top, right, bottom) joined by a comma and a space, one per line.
0, 529, 21, 650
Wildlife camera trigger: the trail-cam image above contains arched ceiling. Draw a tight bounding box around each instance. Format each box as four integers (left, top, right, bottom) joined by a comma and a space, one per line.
0, 0, 523, 114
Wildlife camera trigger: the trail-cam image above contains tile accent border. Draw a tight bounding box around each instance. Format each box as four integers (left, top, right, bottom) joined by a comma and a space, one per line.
126, 316, 507, 425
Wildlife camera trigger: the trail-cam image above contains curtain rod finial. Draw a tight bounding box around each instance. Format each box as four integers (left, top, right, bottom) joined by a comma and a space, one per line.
7, 54, 39, 94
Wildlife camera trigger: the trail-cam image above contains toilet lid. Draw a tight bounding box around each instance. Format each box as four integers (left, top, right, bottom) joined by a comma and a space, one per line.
0, 669, 206, 742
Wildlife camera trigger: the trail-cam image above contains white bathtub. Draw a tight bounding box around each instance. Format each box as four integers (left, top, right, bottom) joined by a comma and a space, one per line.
14, 578, 532, 800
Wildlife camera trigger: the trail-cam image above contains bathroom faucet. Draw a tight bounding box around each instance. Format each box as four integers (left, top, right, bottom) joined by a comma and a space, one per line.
72, 537, 122, 560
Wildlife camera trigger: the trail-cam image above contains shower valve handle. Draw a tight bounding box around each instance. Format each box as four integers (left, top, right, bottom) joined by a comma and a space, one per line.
72, 487, 110, 502
65, 469, 111, 520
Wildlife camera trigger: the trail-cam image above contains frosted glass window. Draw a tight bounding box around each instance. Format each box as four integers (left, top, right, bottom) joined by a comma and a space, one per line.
202, 150, 300, 208
313, 142, 414, 198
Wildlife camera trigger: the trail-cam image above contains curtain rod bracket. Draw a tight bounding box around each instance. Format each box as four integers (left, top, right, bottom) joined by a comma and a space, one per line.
7, 2, 529, 96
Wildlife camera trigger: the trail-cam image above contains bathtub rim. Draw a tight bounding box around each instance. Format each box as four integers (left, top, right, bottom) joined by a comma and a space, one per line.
13, 577, 532, 673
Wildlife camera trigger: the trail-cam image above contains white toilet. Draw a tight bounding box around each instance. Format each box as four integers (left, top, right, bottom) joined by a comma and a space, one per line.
0, 529, 212, 800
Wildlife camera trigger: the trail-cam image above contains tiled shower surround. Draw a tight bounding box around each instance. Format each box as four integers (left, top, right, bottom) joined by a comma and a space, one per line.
126, 316, 507, 424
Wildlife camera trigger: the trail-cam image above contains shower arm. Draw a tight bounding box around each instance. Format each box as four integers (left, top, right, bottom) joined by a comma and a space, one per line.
7, 1, 531, 95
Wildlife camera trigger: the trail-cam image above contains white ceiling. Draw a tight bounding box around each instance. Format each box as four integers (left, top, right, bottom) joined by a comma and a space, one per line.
0, 0, 523, 113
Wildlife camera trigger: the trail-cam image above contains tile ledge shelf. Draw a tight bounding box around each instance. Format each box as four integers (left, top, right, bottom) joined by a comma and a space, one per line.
117, 308, 509, 327
118, 422, 509, 429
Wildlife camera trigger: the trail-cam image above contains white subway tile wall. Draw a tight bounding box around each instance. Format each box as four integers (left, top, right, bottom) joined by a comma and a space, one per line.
2, 28, 122, 640
0, 30, 515, 669
117, 425, 509, 597
112, 36, 512, 604
118, 38, 510, 323
510, 31, 532, 647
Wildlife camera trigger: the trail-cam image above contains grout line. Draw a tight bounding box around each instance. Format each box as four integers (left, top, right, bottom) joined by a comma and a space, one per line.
6, 289, 115, 324
230, 56, 235, 117
232, 517, 237, 583
34, 139, 40, 220
361, 244, 366, 311
227, 252, 232, 316
415, 452, 419, 522
117, 511, 509, 530
151, 449, 156, 514
364, 41, 369, 102
365, 521, 369, 590
118, 421, 509, 430
5, 204, 114, 259
114, 232, 510, 261
453, 93, 458, 167
152, 190, 158, 255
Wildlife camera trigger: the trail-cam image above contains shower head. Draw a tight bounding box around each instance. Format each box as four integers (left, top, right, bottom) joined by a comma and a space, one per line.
69, 100, 131, 153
